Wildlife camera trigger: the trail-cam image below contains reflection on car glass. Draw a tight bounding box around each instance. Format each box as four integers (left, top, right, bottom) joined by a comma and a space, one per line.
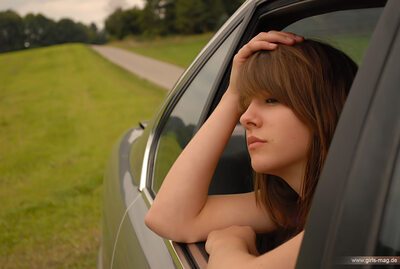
163, 116, 195, 148
284, 8, 383, 64
169, 28, 239, 127
152, 26, 242, 193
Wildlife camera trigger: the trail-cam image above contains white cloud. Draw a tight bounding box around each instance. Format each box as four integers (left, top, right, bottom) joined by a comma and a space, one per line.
0, 0, 145, 28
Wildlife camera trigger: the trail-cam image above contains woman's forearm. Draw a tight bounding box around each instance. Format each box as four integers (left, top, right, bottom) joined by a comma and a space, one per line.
145, 89, 241, 242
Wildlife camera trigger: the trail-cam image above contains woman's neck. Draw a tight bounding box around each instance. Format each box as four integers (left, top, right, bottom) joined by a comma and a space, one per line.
270, 161, 306, 198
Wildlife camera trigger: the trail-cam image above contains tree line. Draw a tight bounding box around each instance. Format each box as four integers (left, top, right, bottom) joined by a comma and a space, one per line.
0, 10, 107, 53
0, 0, 245, 53
105, 0, 245, 39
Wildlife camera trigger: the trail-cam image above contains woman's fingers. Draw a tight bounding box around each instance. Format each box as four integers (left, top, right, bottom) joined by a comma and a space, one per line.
280, 31, 304, 42
236, 40, 277, 60
266, 30, 304, 42
252, 31, 296, 45
235, 31, 304, 62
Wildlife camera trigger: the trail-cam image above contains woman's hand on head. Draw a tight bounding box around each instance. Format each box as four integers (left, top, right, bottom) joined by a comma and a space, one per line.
227, 31, 303, 96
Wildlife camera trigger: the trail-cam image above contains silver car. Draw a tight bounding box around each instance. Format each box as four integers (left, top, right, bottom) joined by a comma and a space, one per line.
99, 0, 400, 268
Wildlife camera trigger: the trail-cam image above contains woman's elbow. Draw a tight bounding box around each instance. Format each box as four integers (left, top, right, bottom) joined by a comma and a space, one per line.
144, 209, 166, 237
145, 209, 180, 241
145, 210, 201, 243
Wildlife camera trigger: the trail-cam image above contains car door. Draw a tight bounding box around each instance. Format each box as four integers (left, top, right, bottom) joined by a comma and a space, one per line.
297, 0, 400, 268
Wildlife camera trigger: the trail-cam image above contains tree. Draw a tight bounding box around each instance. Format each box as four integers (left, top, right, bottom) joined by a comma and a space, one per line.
221, 0, 245, 16
140, 0, 163, 36
1, 10, 106, 53
202, 0, 227, 31
87, 23, 107, 44
105, 8, 135, 39
0, 10, 25, 52
55, 18, 89, 43
82, 23, 108, 44
175, 0, 207, 34
125, 7, 144, 35
159, 0, 177, 35
102, 0, 246, 37
102, 0, 246, 38
23, 13, 57, 48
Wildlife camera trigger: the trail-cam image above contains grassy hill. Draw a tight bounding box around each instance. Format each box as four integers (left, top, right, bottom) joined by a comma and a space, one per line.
110, 33, 214, 68
0, 44, 166, 268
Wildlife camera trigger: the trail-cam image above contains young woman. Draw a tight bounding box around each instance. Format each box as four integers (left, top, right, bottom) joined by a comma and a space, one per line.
145, 31, 358, 268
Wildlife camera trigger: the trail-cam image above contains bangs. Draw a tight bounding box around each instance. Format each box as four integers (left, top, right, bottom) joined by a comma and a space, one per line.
237, 50, 289, 113
237, 45, 314, 115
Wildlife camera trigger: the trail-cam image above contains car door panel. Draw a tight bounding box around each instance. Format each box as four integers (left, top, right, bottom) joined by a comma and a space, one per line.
102, 130, 144, 269
114, 190, 175, 269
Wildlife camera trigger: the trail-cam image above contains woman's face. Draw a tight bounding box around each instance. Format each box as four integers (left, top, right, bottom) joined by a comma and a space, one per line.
239, 95, 311, 187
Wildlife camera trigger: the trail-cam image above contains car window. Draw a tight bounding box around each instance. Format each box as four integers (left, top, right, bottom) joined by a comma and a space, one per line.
284, 7, 384, 65
151, 26, 241, 194
376, 150, 400, 256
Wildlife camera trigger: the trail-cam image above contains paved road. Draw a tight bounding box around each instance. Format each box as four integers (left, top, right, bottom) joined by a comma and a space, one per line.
91, 45, 185, 90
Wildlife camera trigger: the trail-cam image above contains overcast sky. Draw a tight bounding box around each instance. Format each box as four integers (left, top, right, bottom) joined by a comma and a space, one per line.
0, 0, 144, 28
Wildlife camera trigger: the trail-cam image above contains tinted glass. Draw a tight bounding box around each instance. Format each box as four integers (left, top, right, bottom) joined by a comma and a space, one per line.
151, 26, 241, 194
285, 8, 383, 64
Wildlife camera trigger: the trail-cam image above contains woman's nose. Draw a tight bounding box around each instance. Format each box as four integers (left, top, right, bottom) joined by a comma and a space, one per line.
239, 101, 261, 129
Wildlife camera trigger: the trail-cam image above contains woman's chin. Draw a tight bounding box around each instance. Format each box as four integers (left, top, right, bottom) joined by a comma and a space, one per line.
251, 160, 282, 175
251, 162, 271, 174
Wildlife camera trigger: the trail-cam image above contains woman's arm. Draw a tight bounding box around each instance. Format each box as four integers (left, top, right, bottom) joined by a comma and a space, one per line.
146, 90, 267, 242
145, 31, 303, 243
206, 226, 304, 269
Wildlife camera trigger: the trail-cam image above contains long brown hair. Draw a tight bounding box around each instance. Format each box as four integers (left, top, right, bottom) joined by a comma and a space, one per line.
237, 40, 358, 237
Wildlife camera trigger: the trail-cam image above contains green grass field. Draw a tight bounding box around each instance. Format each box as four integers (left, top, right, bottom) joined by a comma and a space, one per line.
110, 33, 214, 68
0, 44, 166, 268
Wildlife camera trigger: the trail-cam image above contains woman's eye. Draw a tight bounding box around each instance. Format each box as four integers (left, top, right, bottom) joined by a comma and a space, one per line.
265, 98, 278, 104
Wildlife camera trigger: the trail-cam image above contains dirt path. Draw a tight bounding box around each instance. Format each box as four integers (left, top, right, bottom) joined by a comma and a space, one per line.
91, 45, 184, 90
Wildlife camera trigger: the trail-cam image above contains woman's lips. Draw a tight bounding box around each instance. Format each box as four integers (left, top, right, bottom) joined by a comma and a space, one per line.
247, 136, 267, 149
